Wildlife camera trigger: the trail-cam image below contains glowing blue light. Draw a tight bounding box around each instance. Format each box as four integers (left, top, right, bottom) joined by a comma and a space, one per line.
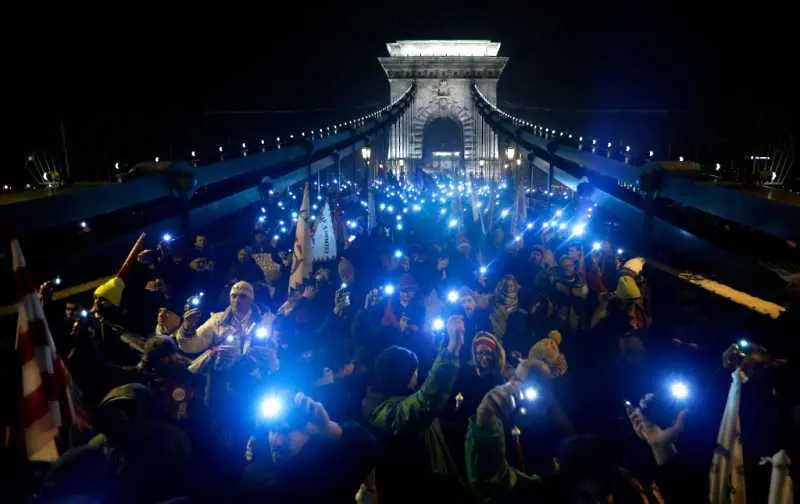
190, 296, 201, 307
670, 382, 689, 400
432, 318, 445, 331
479, 266, 487, 274
225, 334, 235, 343
259, 395, 283, 419
340, 282, 347, 289
558, 223, 567, 230
394, 250, 403, 259
524, 387, 539, 401
738, 339, 750, 349
448, 219, 458, 228
572, 223, 586, 236
592, 241, 602, 251
54, 276, 62, 285
396, 223, 403, 231
447, 290, 459, 303
258, 215, 266, 223
383, 284, 395, 296
255, 326, 268, 339
526, 222, 534, 230
162, 233, 173, 242
80, 309, 88, 318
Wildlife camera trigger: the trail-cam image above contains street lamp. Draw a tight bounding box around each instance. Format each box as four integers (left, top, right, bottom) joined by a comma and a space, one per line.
361, 146, 372, 185
505, 146, 516, 161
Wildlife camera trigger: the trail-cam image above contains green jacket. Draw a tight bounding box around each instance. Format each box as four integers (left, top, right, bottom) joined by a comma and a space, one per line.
465, 414, 541, 503
363, 349, 466, 503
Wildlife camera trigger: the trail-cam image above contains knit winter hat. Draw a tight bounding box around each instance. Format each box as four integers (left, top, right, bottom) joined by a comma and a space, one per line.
473, 331, 499, 351
230, 280, 255, 300
373, 345, 419, 395
529, 330, 568, 378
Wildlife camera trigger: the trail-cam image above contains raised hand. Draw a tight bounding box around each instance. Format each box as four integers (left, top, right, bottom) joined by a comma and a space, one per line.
446, 315, 465, 354
182, 308, 201, 331
625, 395, 687, 465
294, 392, 342, 439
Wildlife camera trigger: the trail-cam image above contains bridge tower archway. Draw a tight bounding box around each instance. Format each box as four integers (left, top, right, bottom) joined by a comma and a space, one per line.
379, 40, 508, 179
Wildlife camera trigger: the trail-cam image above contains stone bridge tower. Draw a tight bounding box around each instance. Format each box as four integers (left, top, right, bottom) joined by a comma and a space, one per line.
378, 40, 507, 178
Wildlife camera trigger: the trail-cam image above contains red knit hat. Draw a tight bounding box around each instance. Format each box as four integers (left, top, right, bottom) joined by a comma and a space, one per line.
473, 331, 498, 351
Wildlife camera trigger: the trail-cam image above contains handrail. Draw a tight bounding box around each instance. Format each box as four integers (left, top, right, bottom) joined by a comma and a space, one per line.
2, 84, 416, 238
472, 84, 799, 243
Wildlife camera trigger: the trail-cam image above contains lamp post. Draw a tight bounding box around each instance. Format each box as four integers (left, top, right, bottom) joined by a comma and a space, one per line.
505, 147, 516, 182
361, 146, 372, 187
505, 146, 516, 162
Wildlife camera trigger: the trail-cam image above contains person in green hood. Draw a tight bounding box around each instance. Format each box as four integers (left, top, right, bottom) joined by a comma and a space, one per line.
362, 316, 469, 504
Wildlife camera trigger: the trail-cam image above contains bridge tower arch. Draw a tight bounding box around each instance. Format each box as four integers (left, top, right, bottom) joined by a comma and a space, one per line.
379, 40, 508, 178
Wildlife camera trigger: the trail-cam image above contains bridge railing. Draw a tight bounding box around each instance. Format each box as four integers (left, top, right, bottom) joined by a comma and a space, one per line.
3, 84, 416, 240
0, 85, 416, 300
471, 84, 798, 302
471, 84, 799, 244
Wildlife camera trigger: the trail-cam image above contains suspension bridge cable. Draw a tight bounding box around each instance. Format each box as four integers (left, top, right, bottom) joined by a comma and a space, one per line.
203, 103, 385, 115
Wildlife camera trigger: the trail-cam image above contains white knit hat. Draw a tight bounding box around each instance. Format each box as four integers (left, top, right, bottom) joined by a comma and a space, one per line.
230, 280, 255, 300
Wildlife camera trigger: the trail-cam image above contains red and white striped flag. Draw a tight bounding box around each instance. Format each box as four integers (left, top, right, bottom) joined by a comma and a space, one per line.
5, 238, 74, 461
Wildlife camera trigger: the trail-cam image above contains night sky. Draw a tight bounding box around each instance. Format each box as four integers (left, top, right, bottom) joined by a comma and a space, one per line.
18, 2, 794, 183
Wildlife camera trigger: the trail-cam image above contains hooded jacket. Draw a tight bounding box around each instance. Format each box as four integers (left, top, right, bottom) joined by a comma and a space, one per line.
36, 384, 194, 504
362, 348, 468, 504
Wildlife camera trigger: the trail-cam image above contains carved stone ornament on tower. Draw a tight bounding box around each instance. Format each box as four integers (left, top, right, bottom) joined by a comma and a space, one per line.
436, 79, 450, 97
379, 40, 508, 176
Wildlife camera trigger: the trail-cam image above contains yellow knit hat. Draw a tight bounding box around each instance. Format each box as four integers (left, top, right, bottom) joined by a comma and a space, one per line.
94, 277, 126, 306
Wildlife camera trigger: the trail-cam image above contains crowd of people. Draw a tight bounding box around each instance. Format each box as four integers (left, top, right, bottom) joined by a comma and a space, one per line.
6, 171, 796, 503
